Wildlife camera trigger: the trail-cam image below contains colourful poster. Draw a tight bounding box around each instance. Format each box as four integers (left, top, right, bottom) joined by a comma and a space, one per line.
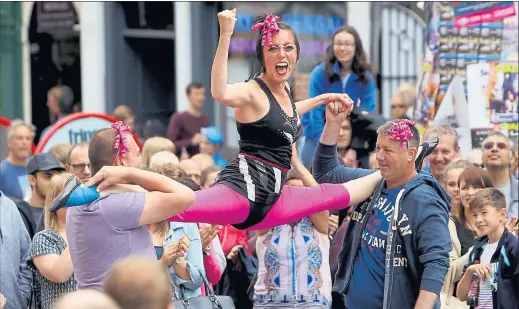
453, 2, 516, 27
487, 62, 518, 124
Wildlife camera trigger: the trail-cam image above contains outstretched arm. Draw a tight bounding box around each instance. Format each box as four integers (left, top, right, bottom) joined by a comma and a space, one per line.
211, 9, 253, 108
313, 104, 374, 184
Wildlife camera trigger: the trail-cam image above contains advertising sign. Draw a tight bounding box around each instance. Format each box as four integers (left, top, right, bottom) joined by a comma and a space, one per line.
453, 2, 516, 27
35, 113, 142, 153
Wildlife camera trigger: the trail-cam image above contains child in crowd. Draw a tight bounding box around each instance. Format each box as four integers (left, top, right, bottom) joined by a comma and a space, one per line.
457, 188, 518, 309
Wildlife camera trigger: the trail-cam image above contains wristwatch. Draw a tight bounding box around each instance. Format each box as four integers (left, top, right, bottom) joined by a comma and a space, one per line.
174, 257, 183, 264
203, 247, 211, 256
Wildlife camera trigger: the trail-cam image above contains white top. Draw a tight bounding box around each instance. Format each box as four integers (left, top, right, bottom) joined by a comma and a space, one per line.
476, 241, 499, 309
253, 218, 332, 308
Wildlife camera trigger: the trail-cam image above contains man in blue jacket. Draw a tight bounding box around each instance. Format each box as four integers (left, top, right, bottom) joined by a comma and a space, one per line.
313, 105, 451, 309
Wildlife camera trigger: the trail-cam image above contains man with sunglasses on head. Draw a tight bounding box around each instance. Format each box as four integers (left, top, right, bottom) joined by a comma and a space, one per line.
481, 132, 518, 219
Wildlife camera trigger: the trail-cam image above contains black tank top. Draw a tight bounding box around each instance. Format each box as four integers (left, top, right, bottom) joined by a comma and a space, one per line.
216, 78, 302, 229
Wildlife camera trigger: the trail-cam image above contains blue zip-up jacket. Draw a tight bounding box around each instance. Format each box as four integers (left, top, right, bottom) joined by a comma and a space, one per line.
313, 142, 451, 309
465, 229, 518, 309
301, 62, 376, 142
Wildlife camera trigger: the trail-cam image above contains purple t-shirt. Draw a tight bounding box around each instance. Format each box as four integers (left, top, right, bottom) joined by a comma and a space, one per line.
66, 192, 156, 290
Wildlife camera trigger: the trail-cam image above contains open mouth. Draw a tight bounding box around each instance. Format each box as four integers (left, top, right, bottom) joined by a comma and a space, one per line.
275, 62, 288, 76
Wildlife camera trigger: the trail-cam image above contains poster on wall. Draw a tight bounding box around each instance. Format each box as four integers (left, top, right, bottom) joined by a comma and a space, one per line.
487, 62, 518, 124
222, 2, 347, 101
452, 1, 516, 27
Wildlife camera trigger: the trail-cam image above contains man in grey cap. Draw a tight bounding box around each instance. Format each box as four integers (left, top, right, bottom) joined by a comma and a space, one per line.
13, 153, 65, 238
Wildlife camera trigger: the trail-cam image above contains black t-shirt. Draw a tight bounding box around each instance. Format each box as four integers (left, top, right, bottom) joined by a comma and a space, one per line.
451, 215, 476, 256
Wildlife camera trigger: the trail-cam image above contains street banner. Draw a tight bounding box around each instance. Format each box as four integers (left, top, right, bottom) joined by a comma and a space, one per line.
453, 2, 516, 27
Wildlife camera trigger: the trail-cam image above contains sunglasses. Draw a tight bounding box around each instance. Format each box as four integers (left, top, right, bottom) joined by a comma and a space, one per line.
483, 142, 508, 150
71, 163, 91, 172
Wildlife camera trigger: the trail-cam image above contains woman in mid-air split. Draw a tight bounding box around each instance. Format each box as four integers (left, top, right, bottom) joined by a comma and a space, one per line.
58, 9, 385, 231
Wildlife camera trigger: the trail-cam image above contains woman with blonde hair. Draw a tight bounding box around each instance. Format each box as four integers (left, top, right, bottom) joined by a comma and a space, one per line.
141, 137, 176, 168
27, 173, 76, 309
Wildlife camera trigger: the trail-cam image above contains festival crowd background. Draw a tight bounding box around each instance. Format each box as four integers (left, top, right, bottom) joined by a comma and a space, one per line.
0, 3, 518, 309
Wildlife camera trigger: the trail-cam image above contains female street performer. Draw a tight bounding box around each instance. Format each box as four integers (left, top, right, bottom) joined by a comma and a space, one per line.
60, 9, 384, 231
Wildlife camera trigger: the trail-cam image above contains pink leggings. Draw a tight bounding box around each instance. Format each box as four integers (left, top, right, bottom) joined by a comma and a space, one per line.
167, 183, 351, 230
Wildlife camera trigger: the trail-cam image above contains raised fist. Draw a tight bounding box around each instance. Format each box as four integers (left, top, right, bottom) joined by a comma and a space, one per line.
217, 8, 237, 37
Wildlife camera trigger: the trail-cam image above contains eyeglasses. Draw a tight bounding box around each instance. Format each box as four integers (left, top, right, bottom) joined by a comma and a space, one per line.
334, 41, 355, 48
483, 142, 508, 150
391, 104, 406, 109
71, 163, 91, 172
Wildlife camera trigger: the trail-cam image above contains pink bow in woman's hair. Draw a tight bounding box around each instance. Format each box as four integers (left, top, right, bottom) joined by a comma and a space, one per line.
251, 14, 281, 47
112, 121, 131, 159
388, 119, 415, 148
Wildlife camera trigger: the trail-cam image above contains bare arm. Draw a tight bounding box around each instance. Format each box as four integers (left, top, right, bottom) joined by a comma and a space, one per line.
456, 270, 472, 302
295, 94, 328, 117
33, 247, 74, 283
211, 10, 253, 108
342, 171, 383, 206
87, 167, 195, 226
413, 290, 438, 309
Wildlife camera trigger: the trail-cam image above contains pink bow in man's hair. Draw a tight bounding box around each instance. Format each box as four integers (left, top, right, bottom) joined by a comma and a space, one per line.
251, 14, 281, 47
112, 121, 131, 159
388, 119, 415, 148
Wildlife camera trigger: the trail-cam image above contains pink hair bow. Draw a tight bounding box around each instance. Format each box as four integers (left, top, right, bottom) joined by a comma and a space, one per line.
388, 119, 415, 148
112, 121, 131, 159
251, 14, 280, 47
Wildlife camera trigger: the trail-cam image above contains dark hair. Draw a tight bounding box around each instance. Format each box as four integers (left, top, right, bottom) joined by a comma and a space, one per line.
469, 187, 506, 212
185, 81, 205, 95
88, 129, 118, 175
249, 14, 300, 80
325, 26, 373, 84
49, 85, 75, 115
458, 166, 494, 226
174, 177, 202, 191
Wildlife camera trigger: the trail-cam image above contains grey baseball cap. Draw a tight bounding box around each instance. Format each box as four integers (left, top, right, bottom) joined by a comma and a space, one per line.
27, 153, 65, 175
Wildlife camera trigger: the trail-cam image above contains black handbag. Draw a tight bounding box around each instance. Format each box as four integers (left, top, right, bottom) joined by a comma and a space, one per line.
173, 269, 235, 309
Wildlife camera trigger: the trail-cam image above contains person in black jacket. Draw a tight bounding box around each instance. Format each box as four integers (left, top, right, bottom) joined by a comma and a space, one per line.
14, 153, 64, 239
457, 188, 518, 309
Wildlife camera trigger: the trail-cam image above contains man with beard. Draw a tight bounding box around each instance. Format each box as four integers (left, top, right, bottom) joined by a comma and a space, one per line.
481, 132, 518, 219
14, 153, 65, 238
